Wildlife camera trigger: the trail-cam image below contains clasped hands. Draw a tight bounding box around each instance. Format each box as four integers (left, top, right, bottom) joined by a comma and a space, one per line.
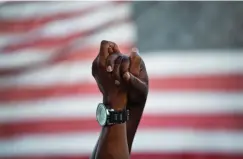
92, 40, 148, 110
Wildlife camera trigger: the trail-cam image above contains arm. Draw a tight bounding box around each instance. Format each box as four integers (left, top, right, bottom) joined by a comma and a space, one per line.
91, 48, 148, 157
91, 40, 132, 159
91, 103, 145, 157
125, 49, 149, 153
126, 104, 145, 153
95, 95, 129, 159
91, 105, 145, 158
96, 123, 129, 159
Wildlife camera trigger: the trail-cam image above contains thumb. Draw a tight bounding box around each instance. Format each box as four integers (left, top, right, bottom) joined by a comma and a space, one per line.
129, 48, 141, 76
123, 71, 147, 93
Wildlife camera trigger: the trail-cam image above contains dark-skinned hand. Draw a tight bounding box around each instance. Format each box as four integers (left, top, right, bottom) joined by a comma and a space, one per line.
106, 46, 149, 108
92, 40, 129, 110
92, 40, 148, 110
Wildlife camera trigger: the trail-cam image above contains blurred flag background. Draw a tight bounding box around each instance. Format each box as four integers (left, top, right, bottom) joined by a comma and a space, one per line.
0, 1, 243, 159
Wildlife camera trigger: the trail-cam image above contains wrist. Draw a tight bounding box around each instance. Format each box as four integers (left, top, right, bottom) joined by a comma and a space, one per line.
104, 92, 127, 110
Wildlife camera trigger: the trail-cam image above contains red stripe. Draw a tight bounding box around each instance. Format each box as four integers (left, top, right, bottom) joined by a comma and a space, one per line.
0, 44, 133, 76
2, 17, 131, 52
1, 114, 243, 138
0, 2, 110, 33
1, 153, 242, 159
0, 74, 242, 102
151, 74, 243, 91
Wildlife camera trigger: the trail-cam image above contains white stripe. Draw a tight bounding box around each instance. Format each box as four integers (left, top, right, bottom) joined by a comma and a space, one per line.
0, 48, 59, 68
0, 129, 243, 156
144, 51, 243, 77
0, 3, 132, 48
40, 3, 131, 37
0, 1, 109, 19
0, 92, 242, 123
63, 20, 136, 53
0, 60, 94, 87
0, 21, 135, 72
0, 51, 242, 87
0, 22, 135, 70
76, 21, 135, 50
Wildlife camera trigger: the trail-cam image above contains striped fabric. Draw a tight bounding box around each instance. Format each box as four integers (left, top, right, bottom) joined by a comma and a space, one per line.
0, 1, 243, 159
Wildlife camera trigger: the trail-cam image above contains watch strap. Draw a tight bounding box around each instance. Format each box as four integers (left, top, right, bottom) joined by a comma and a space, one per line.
109, 109, 129, 124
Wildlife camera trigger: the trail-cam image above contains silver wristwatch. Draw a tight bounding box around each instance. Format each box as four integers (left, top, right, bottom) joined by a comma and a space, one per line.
96, 103, 129, 126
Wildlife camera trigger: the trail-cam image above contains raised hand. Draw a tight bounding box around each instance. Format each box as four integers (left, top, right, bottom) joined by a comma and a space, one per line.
92, 40, 128, 110
102, 46, 149, 152
124, 48, 149, 106
118, 48, 149, 153
91, 41, 149, 158
91, 40, 130, 159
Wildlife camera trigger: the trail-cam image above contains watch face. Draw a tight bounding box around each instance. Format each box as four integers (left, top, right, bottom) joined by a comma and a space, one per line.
96, 103, 107, 126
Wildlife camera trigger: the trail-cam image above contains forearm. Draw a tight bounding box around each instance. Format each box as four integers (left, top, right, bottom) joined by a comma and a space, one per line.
95, 124, 129, 159
94, 93, 129, 159
91, 104, 145, 158
126, 103, 145, 153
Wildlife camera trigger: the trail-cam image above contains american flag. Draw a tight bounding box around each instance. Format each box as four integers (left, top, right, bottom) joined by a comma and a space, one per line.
0, 1, 243, 159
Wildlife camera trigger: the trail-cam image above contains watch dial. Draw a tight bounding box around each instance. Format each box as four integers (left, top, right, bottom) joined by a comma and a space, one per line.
96, 103, 107, 126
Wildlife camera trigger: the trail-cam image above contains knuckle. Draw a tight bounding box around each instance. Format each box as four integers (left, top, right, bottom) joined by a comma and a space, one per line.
100, 40, 109, 49
121, 58, 129, 71
113, 56, 123, 78
101, 40, 108, 45
115, 56, 123, 65
108, 47, 113, 54
122, 56, 130, 64
106, 54, 119, 65
109, 41, 116, 47
101, 40, 115, 48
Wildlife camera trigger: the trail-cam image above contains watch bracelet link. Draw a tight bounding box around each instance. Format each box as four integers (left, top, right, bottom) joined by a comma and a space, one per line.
109, 109, 129, 124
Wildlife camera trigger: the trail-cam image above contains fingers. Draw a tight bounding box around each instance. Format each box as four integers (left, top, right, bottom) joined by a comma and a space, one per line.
98, 40, 121, 67
125, 72, 147, 93
109, 41, 121, 54
105, 54, 129, 86
129, 48, 141, 77
113, 56, 123, 85
120, 56, 130, 80
106, 53, 120, 72
123, 48, 147, 91
98, 40, 110, 67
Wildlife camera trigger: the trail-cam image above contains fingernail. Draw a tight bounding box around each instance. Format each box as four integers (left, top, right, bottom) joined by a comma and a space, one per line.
107, 66, 112, 72
123, 72, 130, 81
115, 80, 120, 85
132, 48, 139, 54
